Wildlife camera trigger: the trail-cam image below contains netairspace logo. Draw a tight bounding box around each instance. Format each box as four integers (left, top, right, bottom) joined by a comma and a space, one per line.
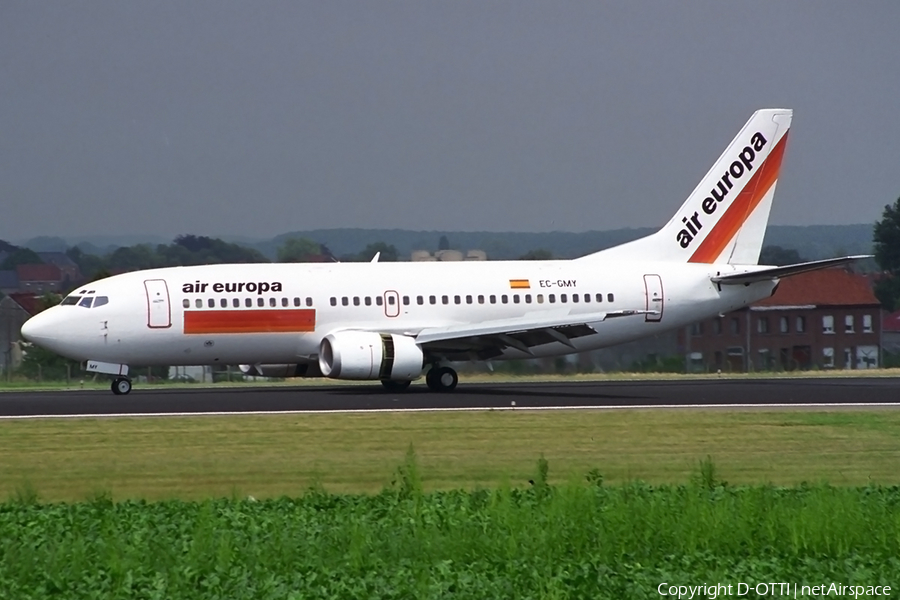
657, 582, 891, 599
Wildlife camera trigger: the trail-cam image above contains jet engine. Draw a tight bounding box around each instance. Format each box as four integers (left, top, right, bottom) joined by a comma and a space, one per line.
318, 331, 424, 380
239, 363, 322, 378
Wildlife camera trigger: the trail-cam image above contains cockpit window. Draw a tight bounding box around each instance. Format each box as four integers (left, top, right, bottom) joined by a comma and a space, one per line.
78, 297, 93, 308
61, 296, 80, 306
93, 296, 109, 308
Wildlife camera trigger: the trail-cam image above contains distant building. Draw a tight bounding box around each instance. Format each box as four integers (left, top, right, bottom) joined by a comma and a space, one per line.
683, 268, 881, 371
411, 249, 487, 261
0, 270, 19, 295
15, 264, 64, 294
37, 252, 82, 286
0, 293, 42, 374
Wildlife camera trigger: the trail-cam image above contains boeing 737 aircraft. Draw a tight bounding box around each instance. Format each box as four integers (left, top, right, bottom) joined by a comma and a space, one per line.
21, 108, 867, 395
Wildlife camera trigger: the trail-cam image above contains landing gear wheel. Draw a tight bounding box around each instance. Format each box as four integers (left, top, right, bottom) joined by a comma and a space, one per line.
111, 378, 132, 396
381, 379, 411, 392
425, 366, 458, 392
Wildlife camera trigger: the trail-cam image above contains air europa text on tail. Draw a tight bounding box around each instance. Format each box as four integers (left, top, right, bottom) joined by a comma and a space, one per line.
676, 131, 768, 249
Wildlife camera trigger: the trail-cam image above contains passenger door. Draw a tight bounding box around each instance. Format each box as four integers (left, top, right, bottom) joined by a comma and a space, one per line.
144, 279, 172, 328
383, 290, 400, 318
643, 274, 663, 322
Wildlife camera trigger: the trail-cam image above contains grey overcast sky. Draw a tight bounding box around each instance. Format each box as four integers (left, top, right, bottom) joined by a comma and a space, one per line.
1, 2, 898, 241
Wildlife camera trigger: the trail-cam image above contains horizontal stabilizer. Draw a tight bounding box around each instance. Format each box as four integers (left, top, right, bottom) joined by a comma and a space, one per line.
711, 255, 872, 285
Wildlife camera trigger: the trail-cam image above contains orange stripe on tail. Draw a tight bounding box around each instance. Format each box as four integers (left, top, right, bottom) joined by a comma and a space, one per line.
688, 133, 789, 263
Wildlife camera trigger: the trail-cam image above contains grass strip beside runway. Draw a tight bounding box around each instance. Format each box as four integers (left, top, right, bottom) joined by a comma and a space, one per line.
1, 409, 899, 501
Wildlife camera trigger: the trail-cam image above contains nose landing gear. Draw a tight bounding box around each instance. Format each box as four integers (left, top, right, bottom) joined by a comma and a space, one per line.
111, 377, 132, 395
425, 366, 458, 392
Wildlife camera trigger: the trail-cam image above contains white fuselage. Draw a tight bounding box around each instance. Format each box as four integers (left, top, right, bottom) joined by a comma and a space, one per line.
22, 259, 775, 368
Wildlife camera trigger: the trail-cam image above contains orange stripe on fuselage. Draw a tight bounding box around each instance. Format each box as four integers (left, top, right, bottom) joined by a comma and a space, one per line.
688, 132, 789, 264
183, 309, 316, 334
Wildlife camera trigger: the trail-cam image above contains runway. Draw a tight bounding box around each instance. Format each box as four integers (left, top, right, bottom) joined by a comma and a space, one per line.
1, 377, 898, 418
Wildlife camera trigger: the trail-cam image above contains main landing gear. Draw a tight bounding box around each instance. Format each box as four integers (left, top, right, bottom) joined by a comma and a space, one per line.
111, 377, 132, 395
425, 366, 458, 392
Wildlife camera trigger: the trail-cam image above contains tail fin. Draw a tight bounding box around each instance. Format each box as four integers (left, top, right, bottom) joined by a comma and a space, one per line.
579, 108, 792, 264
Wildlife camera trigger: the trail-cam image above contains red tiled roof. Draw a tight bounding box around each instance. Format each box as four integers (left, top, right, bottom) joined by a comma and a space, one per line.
16, 263, 62, 282
7, 293, 43, 316
753, 268, 880, 308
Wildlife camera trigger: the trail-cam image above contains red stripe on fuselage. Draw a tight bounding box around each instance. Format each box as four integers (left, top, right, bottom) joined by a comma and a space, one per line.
183, 309, 316, 334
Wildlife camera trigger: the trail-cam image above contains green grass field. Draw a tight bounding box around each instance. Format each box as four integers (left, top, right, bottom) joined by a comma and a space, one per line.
2, 409, 899, 501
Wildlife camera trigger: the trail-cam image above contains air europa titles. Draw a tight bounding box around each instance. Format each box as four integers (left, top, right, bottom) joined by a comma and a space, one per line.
182, 281, 283, 295
676, 131, 768, 249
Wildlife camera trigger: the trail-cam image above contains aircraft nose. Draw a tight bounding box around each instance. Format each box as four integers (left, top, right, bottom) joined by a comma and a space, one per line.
20, 311, 55, 344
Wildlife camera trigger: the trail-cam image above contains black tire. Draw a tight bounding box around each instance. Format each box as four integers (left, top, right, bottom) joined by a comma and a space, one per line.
111, 378, 132, 395
426, 366, 458, 392
381, 379, 411, 392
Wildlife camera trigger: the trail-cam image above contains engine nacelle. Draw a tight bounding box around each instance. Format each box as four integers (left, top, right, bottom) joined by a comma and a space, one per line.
239, 363, 323, 378
318, 331, 424, 380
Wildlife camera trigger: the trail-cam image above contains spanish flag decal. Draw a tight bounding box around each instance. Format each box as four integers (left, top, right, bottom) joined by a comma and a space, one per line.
509, 279, 531, 289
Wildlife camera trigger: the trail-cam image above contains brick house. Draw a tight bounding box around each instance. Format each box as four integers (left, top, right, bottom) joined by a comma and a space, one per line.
15, 264, 64, 294
0, 293, 42, 375
683, 268, 881, 371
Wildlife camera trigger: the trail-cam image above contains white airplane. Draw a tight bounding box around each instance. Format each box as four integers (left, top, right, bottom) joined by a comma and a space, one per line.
21, 108, 867, 395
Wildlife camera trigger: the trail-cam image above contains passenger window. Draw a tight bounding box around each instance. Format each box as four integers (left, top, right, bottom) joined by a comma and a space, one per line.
488, 295, 495, 304
596, 294, 603, 303
93, 296, 109, 308
417, 296, 424, 305
245, 298, 252, 307
365, 297, 372, 306
270, 298, 277, 307
572, 294, 579, 303
403, 296, 410, 305
208, 298, 215, 308
607, 293, 614, 302
221, 298, 227, 308
430, 295, 437, 305
281, 298, 288, 307
182, 299, 190, 308
454, 295, 461, 304
525, 294, 532, 304
466, 295, 473, 304
233, 298, 240, 308
195, 299, 203, 308
537, 294, 544, 304
79, 297, 93, 308
513, 294, 520, 304
478, 295, 484, 304
306, 298, 313, 307
442, 295, 449, 305
376, 296, 383, 306
584, 294, 590, 303
561, 294, 567, 303
294, 297, 301, 307
501, 295, 508, 304
257, 298, 265, 307
330, 297, 337, 306
549, 294, 556, 304
341, 297, 349, 306
353, 297, 360, 306
388, 296, 395, 305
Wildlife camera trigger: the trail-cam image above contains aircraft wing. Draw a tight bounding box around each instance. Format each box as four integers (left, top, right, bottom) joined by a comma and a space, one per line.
414, 308, 655, 358
711, 255, 872, 285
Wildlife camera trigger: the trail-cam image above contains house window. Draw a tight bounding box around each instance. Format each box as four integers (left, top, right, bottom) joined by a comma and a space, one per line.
845, 315, 854, 333
690, 322, 703, 336
863, 314, 873, 333
757, 317, 769, 334
823, 347, 834, 368
779, 316, 789, 333
822, 315, 834, 334
796, 316, 806, 333
713, 319, 722, 335
730, 317, 740, 334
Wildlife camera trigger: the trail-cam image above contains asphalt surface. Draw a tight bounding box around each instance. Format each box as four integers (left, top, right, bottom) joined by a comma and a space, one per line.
1, 378, 899, 417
